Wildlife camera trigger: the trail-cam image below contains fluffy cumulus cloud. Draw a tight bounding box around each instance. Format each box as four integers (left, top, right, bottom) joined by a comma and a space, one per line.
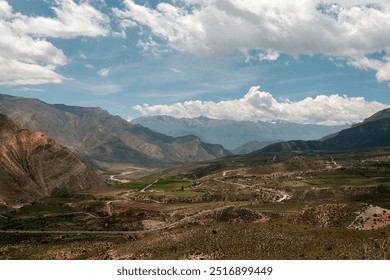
115, 0, 390, 85
0, 0, 109, 85
12, 0, 109, 38
133, 86, 389, 125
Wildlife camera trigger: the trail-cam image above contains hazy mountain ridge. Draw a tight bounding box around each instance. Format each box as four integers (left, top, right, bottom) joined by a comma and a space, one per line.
232, 140, 283, 154
260, 107, 390, 153
131, 115, 348, 150
0, 94, 230, 169
0, 114, 104, 202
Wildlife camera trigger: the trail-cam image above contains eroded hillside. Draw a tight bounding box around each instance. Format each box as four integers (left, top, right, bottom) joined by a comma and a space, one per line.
0, 114, 104, 203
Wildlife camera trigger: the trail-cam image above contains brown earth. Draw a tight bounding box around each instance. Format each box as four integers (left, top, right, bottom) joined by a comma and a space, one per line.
348, 205, 390, 230
0, 114, 105, 203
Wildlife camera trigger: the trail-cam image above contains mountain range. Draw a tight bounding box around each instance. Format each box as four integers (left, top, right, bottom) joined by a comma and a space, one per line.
260, 107, 390, 153
0, 91, 389, 203
0, 114, 104, 202
2, 92, 389, 174
131, 115, 348, 151
0, 94, 230, 170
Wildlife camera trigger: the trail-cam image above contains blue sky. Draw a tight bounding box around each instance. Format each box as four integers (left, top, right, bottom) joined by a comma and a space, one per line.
0, 0, 389, 125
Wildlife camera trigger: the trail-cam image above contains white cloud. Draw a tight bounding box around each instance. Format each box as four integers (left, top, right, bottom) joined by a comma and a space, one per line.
97, 67, 111, 77
126, 116, 135, 122
133, 86, 389, 125
74, 80, 122, 95
0, 0, 110, 86
169, 67, 181, 73
0, 0, 11, 18
115, 0, 390, 84
12, 0, 110, 38
258, 50, 280, 62
0, 21, 67, 65
86, 83, 122, 95
246, 49, 280, 63
13, 87, 45, 93
0, 54, 65, 86
375, 60, 390, 82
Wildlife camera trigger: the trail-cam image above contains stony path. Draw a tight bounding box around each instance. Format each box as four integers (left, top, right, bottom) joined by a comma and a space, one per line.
140, 179, 159, 193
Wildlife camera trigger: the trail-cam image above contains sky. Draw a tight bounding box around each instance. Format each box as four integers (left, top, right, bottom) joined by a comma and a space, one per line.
0, 0, 390, 125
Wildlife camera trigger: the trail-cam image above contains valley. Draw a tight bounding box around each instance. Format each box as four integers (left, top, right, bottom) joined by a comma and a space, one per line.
1, 96, 389, 260
1, 149, 390, 260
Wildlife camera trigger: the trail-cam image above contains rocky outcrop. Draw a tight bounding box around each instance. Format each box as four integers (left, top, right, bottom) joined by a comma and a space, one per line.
0, 114, 104, 202
348, 205, 390, 230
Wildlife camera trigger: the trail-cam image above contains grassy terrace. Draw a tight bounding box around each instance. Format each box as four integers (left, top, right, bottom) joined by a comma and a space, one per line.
144, 179, 199, 197
148, 179, 193, 192
116, 178, 156, 190
117, 179, 197, 197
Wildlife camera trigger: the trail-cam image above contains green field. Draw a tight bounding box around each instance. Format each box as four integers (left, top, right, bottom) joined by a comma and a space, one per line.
144, 179, 201, 197
149, 179, 192, 191
117, 178, 156, 189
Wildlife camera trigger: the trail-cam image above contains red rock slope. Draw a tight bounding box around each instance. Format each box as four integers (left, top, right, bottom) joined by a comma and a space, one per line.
0, 114, 104, 203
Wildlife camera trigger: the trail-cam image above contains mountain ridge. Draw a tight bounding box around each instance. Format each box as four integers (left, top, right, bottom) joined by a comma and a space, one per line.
0, 93, 230, 169
259, 107, 390, 153
131, 115, 348, 151
361, 107, 390, 124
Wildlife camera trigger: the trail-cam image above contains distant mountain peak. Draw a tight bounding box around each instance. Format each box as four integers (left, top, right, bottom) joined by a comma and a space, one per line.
263, 119, 291, 125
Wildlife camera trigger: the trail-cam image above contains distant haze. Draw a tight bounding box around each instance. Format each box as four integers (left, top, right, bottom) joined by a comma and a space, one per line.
131, 115, 348, 150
